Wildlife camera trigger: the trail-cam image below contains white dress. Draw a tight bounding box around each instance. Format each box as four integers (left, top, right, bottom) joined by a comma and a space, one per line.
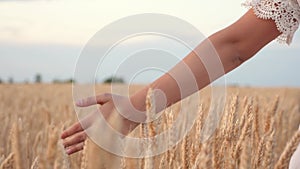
243, 0, 300, 44
243, 1, 300, 168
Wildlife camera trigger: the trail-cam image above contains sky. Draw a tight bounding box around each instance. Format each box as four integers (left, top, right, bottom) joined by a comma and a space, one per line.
0, 0, 299, 86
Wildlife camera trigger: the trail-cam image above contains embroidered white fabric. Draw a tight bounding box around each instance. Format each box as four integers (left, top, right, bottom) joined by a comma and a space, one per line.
243, 0, 300, 44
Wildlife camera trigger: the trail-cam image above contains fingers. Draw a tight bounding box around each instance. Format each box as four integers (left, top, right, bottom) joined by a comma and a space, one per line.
61, 110, 98, 140
76, 93, 112, 107
65, 141, 85, 155
61, 110, 99, 155
63, 131, 87, 149
61, 122, 83, 139
62, 124, 87, 155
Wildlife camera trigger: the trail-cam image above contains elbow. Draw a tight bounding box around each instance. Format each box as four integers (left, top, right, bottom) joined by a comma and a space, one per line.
231, 38, 262, 67
213, 9, 282, 72
209, 28, 261, 73
232, 41, 249, 66
209, 30, 249, 72
229, 32, 261, 67
215, 36, 247, 71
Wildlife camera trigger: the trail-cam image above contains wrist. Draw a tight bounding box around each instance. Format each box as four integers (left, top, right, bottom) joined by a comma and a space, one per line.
130, 85, 169, 114
130, 86, 149, 113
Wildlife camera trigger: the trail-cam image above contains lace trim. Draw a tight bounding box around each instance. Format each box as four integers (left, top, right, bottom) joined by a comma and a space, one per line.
243, 0, 300, 45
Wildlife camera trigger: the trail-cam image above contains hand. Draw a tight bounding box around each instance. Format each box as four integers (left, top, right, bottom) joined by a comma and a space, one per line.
61, 93, 146, 155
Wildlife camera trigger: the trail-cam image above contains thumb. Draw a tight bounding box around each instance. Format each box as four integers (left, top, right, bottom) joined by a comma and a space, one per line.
76, 93, 112, 107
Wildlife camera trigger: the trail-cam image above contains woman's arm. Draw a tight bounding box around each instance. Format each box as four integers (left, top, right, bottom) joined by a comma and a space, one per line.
130, 9, 281, 113
62, 9, 282, 155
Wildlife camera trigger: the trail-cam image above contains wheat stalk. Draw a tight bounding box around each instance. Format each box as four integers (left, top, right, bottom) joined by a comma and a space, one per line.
233, 106, 253, 160
0, 153, 14, 169
240, 138, 250, 169
30, 156, 39, 169
80, 139, 88, 169
263, 129, 275, 169
264, 96, 279, 133
10, 122, 22, 169
275, 131, 300, 169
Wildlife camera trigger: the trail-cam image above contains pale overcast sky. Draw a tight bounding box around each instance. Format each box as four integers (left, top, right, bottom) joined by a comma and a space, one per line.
0, 0, 299, 86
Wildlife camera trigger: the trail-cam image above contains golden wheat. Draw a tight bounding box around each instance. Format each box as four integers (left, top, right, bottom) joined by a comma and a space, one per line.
0, 84, 300, 169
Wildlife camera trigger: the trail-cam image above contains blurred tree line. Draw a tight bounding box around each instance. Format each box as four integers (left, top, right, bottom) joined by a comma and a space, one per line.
0, 74, 124, 84
103, 76, 124, 83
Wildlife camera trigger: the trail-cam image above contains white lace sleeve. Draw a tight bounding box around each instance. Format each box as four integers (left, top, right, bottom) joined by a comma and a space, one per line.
243, 0, 300, 45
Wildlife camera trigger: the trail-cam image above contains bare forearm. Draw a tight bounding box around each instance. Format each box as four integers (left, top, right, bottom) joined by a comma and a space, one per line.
130, 36, 236, 112
130, 9, 281, 113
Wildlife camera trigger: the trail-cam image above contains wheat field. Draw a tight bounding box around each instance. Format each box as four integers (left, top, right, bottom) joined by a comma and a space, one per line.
0, 84, 300, 169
